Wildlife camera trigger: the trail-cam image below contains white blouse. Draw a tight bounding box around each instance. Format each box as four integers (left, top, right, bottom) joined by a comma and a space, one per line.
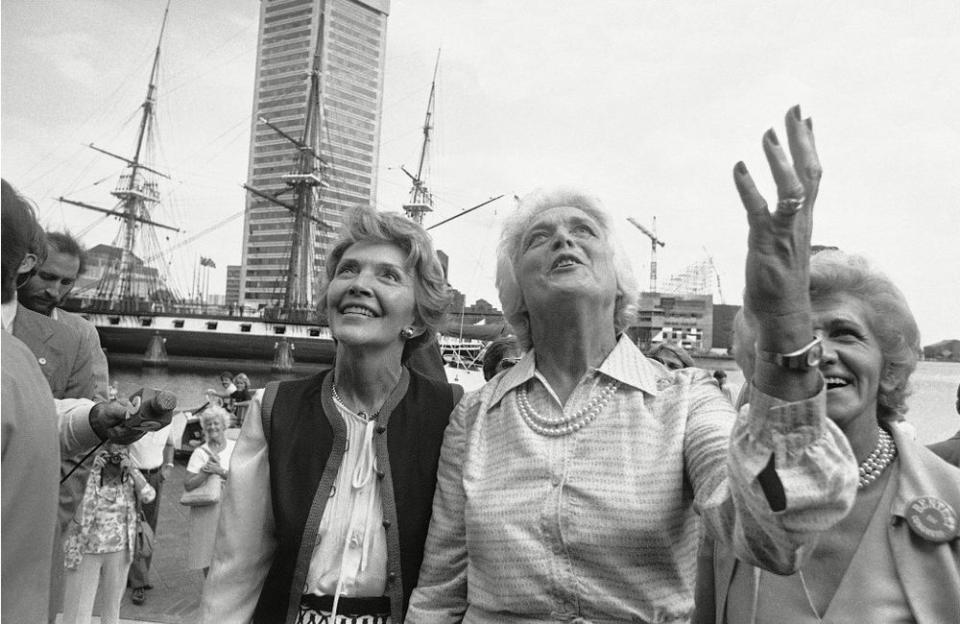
303, 399, 388, 601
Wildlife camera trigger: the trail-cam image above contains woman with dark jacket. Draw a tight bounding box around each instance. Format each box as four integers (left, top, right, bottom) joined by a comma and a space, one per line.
201, 207, 459, 624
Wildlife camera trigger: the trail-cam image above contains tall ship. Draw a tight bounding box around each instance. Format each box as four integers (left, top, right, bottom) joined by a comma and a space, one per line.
62, 3, 507, 368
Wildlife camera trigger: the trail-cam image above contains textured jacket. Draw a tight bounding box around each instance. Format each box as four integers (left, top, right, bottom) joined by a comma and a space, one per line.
201, 367, 457, 624
12, 304, 96, 400
701, 423, 960, 624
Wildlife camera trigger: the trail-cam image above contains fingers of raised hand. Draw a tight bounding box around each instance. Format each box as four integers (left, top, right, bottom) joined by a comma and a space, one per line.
762, 129, 805, 208
733, 161, 769, 230
784, 105, 822, 191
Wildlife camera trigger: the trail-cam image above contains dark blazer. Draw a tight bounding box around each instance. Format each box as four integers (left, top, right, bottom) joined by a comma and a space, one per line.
254, 367, 457, 624
699, 423, 960, 624
12, 304, 95, 400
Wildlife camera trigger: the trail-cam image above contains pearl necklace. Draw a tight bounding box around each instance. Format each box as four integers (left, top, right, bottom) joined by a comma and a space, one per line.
516, 379, 619, 437
332, 383, 380, 421
858, 426, 896, 489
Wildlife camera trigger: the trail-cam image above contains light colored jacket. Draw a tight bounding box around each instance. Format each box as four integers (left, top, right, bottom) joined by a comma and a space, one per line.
701, 423, 960, 624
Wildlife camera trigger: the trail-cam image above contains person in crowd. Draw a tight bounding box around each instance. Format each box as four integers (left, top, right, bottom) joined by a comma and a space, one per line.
184, 407, 235, 577
205, 371, 237, 412
18, 231, 110, 397
481, 334, 522, 381
8, 229, 97, 401
202, 207, 461, 624
229, 372, 254, 427
693, 118, 960, 623
2, 178, 63, 623
126, 424, 176, 605
62, 443, 156, 624
2, 178, 143, 623
699, 251, 960, 623
18, 230, 115, 604
712, 369, 737, 404
647, 340, 695, 370
927, 382, 960, 466
407, 107, 859, 623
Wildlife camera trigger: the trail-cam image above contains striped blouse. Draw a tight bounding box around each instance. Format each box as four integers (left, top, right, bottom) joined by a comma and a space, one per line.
407, 335, 857, 624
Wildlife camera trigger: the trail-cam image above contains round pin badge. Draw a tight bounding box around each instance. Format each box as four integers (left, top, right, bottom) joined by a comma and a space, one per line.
38, 357, 47, 366
905, 496, 958, 543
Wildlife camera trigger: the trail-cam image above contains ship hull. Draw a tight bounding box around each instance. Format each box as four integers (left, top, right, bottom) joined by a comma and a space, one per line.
87, 312, 336, 364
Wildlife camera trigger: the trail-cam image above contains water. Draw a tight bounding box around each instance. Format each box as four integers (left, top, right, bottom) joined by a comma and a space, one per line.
111, 355, 959, 445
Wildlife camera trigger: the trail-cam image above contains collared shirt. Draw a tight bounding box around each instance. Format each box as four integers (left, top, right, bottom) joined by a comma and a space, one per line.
1, 297, 18, 332
407, 335, 858, 624
128, 426, 175, 470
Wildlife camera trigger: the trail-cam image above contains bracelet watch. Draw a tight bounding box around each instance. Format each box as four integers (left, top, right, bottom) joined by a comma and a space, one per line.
757, 336, 823, 371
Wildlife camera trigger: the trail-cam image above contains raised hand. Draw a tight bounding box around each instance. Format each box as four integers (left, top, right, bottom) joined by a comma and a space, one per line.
735, 105, 824, 400
735, 104, 822, 355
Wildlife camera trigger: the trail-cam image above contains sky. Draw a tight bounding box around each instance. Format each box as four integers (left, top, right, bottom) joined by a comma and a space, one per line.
3, 0, 959, 344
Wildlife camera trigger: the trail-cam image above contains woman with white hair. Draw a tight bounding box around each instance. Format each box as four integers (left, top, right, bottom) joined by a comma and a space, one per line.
183, 406, 234, 577
407, 106, 860, 624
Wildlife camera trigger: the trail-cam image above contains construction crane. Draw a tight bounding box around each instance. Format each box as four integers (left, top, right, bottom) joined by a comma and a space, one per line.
627, 216, 666, 292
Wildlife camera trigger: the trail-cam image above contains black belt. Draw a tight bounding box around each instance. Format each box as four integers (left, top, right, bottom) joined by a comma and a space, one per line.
300, 594, 390, 616
140, 466, 164, 475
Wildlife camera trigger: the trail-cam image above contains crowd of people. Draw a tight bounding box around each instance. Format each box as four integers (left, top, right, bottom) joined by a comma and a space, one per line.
4, 105, 960, 624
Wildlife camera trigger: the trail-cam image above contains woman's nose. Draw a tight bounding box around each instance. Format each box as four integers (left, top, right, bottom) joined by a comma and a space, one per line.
347, 272, 374, 295
817, 334, 839, 366
550, 228, 575, 250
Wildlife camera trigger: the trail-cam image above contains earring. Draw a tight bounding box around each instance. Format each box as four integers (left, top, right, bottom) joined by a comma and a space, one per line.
400, 327, 415, 339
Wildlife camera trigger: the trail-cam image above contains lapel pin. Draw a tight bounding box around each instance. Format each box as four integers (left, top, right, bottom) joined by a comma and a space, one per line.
905, 496, 958, 543
38, 357, 47, 366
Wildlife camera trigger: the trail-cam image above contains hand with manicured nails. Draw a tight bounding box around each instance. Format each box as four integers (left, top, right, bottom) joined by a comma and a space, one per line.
734, 105, 823, 399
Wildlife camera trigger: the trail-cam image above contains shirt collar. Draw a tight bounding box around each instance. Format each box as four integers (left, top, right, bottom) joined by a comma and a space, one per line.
1, 296, 18, 332
487, 334, 662, 407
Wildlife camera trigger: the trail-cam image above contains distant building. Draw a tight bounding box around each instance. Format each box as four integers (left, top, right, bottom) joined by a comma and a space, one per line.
924, 339, 960, 361
239, 0, 391, 306
711, 303, 741, 352
631, 293, 715, 353
77, 244, 164, 300
225, 265, 241, 306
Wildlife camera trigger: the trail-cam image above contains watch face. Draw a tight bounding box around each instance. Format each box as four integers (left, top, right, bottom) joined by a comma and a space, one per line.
805, 342, 824, 368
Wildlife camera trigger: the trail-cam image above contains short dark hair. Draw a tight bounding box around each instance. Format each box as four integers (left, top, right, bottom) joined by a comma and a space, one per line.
1, 179, 43, 303
45, 231, 86, 276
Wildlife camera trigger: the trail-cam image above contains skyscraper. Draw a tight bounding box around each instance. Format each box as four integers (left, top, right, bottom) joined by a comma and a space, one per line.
239, 0, 390, 307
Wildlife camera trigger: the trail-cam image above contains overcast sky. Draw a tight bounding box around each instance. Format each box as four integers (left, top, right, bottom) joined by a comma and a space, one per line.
3, 0, 958, 344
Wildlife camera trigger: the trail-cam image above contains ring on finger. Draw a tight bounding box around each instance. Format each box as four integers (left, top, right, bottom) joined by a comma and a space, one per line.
776, 196, 805, 214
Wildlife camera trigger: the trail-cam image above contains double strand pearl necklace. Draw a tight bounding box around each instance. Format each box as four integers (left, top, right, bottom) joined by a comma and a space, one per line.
516, 379, 619, 437
858, 426, 896, 489
332, 382, 380, 421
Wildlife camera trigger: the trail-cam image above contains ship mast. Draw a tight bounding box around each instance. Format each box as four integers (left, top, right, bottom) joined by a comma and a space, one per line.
243, 13, 328, 313
402, 51, 440, 225
58, 0, 179, 302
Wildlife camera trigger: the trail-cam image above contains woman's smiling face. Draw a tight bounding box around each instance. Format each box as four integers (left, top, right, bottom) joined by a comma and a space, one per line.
813, 292, 889, 430
326, 241, 419, 351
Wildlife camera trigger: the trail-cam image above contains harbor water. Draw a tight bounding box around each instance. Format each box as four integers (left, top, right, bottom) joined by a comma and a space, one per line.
111, 355, 959, 445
